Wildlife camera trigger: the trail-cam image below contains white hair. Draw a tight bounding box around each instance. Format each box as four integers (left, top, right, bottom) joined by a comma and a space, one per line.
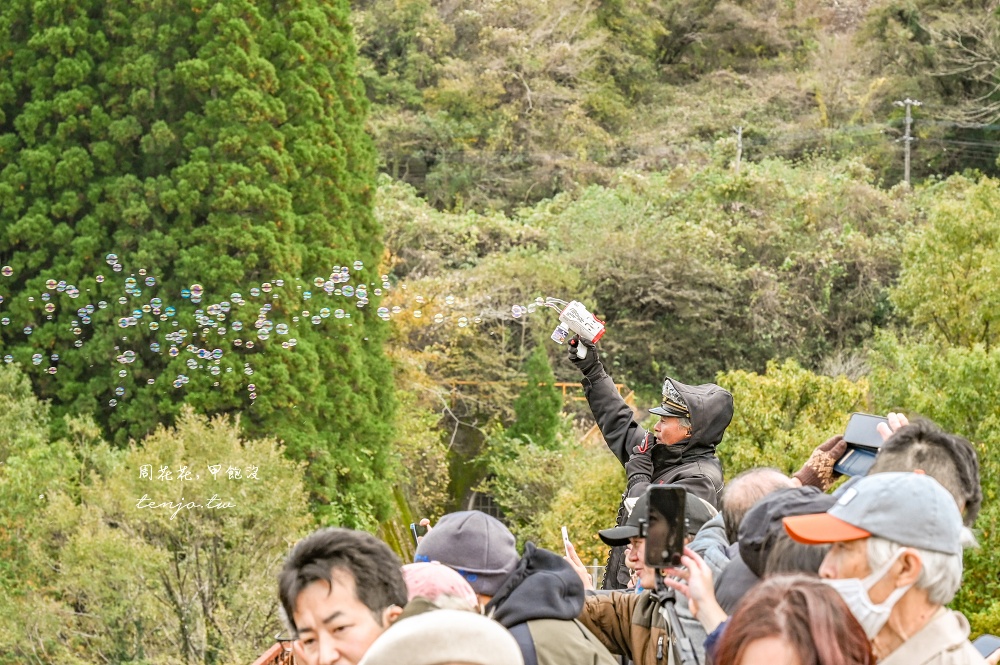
867, 536, 967, 605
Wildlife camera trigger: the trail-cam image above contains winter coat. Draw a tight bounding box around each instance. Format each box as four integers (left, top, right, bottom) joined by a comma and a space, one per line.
486, 542, 617, 665
579, 589, 705, 665
583, 371, 730, 508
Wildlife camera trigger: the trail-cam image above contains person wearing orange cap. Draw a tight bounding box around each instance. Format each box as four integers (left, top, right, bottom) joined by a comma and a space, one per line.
783, 472, 984, 664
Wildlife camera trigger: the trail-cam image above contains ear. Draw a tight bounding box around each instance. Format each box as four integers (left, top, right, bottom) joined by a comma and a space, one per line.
383, 604, 403, 626
895, 549, 923, 587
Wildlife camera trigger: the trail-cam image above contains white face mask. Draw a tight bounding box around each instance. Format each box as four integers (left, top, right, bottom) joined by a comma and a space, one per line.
824, 549, 914, 640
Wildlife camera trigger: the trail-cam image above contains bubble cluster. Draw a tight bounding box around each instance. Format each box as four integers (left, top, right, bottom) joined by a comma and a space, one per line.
0, 252, 543, 408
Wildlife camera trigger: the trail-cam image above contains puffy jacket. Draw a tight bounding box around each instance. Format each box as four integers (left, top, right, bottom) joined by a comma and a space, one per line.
582, 371, 730, 508
486, 543, 617, 665
579, 589, 706, 665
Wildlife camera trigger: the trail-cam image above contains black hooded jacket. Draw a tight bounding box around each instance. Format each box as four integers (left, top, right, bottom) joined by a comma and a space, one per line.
486, 543, 617, 665
583, 370, 732, 508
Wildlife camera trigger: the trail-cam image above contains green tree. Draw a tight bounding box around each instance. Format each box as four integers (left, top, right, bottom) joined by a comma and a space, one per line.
716, 359, 869, 476
0, 0, 394, 526
0, 366, 314, 664
894, 176, 1000, 350
508, 344, 563, 448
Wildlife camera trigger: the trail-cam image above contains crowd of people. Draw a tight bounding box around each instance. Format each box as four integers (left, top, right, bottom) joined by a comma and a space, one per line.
274, 337, 994, 665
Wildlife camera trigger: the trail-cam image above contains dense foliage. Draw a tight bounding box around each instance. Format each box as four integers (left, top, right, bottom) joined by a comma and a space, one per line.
0, 364, 313, 665
0, 0, 394, 526
352, 0, 1000, 212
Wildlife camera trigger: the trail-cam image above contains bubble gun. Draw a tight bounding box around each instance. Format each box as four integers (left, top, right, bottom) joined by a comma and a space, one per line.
546, 299, 605, 360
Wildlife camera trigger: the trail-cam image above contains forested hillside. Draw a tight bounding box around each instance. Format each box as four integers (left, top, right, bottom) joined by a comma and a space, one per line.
354, 0, 1000, 212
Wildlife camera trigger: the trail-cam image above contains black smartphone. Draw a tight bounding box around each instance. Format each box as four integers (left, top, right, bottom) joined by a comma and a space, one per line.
834, 412, 891, 476
973, 634, 1000, 658
843, 412, 889, 448
642, 486, 686, 568
410, 522, 428, 546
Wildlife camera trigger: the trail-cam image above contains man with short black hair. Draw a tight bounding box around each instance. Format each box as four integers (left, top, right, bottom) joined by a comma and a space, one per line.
279, 527, 408, 665
869, 420, 982, 526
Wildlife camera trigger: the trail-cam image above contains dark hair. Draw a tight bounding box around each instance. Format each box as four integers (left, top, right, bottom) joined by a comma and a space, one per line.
869, 420, 982, 526
721, 468, 792, 545
278, 527, 407, 633
764, 532, 830, 577
715, 575, 875, 665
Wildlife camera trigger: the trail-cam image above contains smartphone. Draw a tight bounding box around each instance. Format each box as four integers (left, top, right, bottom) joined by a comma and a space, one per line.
834, 412, 891, 477
410, 522, 428, 546
642, 486, 686, 568
561, 526, 572, 556
973, 634, 1000, 658
843, 412, 889, 448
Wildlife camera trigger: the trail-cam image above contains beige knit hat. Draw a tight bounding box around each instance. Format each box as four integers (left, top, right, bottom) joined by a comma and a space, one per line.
358, 609, 524, 665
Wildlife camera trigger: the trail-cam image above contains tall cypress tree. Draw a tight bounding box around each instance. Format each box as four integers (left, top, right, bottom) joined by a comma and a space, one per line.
0, 0, 394, 527
507, 345, 563, 448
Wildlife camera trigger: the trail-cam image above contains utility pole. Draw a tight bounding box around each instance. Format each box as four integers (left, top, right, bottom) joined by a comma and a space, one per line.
894, 99, 922, 186
734, 126, 743, 175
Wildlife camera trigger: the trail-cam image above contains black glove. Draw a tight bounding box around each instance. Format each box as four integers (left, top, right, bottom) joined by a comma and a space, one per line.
567, 336, 602, 378
625, 435, 654, 492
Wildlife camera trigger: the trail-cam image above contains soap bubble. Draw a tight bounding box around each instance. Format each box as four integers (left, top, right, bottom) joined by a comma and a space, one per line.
125, 277, 137, 289
511, 305, 523, 318
45, 279, 57, 289
44, 303, 55, 313
353, 260, 363, 271
180, 288, 191, 299
190, 284, 204, 298
2, 355, 11, 363
1, 317, 8, 326
31, 354, 42, 365
276, 323, 288, 335
96, 275, 105, 283
121, 350, 136, 363
1, 266, 12, 277
105, 253, 117, 265
445, 295, 455, 306
118, 369, 127, 378
415, 295, 425, 304
150, 342, 161, 352
458, 317, 469, 327
391, 306, 401, 315
342, 285, 354, 297
115, 387, 125, 396
473, 317, 483, 324
311, 315, 321, 324
232, 321, 243, 331
109, 399, 117, 407
145, 276, 156, 287
434, 313, 444, 324
23, 326, 32, 335
250, 287, 260, 297
413, 310, 422, 318
334, 309, 345, 319
112, 263, 123, 272
377, 307, 389, 317
261, 282, 272, 293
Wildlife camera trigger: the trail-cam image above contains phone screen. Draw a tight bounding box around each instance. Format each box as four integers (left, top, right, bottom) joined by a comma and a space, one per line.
561, 526, 572, 556
973, 634, 1000, 658
843, 412, 889, 449
643, 486, 686, 568
410, 523, 428, 546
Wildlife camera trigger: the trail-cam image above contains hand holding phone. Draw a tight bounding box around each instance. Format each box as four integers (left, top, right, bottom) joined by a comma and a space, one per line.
410, 522, 428, 546
561, 526, 572, 556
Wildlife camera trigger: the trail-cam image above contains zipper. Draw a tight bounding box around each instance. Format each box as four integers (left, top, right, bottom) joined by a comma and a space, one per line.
657, 635, 663, 661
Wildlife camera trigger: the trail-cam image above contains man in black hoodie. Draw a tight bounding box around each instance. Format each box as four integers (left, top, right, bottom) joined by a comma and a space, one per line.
415, 510, 617, 665
568, 337, 733, 590
568, 338, 732, 509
